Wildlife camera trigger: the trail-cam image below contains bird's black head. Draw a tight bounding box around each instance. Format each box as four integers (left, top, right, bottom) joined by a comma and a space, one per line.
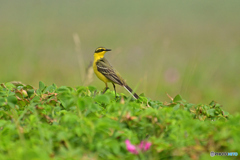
95, 47, 111, 53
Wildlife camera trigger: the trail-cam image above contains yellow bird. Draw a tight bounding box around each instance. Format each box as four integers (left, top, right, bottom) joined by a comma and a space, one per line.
93, 47, 139, 99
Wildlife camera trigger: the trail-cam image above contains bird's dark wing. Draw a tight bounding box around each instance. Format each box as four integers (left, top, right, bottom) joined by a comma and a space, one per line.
96, 58, 125, 85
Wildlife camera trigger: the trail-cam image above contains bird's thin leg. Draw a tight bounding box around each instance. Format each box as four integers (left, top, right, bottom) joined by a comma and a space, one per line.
112, 83, 117, 98
102, 83, 109, 94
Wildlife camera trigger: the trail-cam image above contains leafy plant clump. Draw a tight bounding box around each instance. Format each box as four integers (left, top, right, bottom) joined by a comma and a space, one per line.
0, 81, 239, 160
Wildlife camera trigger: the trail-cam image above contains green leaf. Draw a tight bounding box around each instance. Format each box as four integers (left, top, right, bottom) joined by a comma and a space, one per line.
39, 81, 45, 92
139, 93, 146, 97
27, 89, 35, 98
5, 82, 16, 90
25, 85, 34, 89
43, 84, 57, 93
7, 96, 17, 104
58, 93, 74, 109
31, 96, 40, 103
173, 94, 182, 102
0, 97, 7, 106
94, 95, 110, 104
56, 86, 71, 93
173, 104, 180, 110
139, 96, 148, 103
222, 111, 229, 116
209, 100, 216, 106
206, 109, 215, 117
88, 86, 97, 92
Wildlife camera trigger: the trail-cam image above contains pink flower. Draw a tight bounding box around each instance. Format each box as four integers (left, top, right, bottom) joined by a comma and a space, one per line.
125, 139, 139, 154
125, 139, 151, 154
139, 141, 151, 151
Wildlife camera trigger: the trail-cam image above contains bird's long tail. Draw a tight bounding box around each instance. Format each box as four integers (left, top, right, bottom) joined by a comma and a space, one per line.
123, 85, 139, 99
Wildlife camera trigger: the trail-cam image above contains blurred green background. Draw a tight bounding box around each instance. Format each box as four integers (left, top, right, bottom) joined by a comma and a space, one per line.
0, 0, 239, 113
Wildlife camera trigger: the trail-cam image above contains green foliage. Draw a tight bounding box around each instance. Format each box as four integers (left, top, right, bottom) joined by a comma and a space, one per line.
0, 82, 239, 160
1, 0, 240, 114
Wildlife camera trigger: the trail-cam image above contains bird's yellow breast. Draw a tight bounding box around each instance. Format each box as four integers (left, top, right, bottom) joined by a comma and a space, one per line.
93, 53, 111, 84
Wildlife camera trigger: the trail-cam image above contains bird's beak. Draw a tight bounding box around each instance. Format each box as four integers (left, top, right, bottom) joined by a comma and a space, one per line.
106, 49, 111, 51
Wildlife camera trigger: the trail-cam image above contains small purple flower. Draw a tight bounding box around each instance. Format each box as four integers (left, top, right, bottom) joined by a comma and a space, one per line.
125, 139, 151, 154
